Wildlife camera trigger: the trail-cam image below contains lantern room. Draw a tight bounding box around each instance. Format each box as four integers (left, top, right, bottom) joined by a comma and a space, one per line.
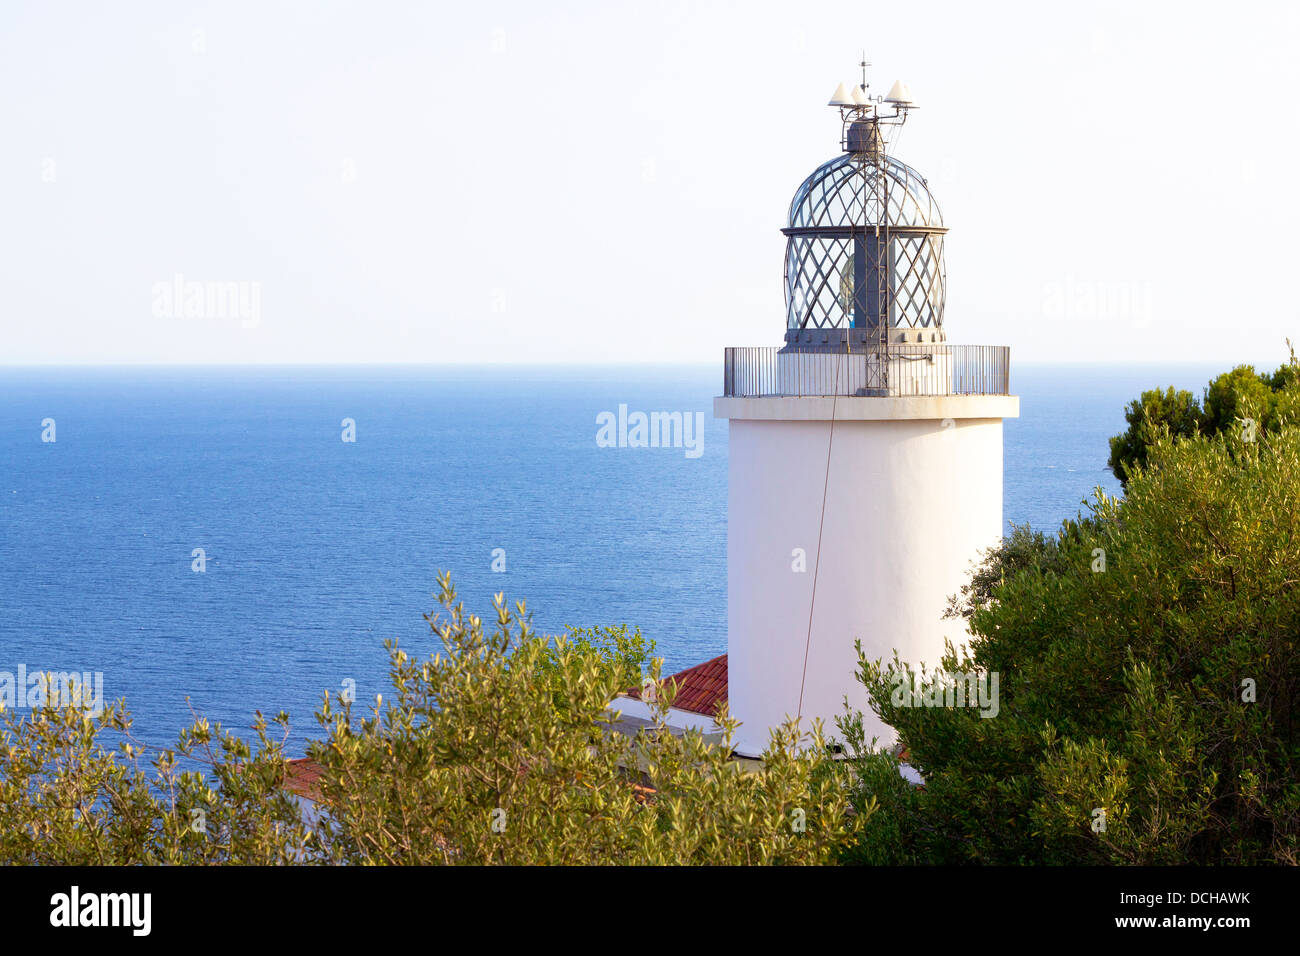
782, 74, 947, 349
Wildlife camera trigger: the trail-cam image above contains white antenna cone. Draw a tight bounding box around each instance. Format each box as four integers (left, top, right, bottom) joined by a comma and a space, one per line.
884, 79, 915, 106
828, 82, 853, 106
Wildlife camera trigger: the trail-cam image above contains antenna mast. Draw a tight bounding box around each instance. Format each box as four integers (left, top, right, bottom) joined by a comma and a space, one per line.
828, 56, 916, 391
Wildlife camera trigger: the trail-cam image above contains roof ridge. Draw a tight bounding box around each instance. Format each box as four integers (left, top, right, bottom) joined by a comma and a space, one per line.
626, 653, 728, 718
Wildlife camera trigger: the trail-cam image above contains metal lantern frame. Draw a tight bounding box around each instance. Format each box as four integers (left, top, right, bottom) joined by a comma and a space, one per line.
782, 92, 947, 336
783, 154, 946, 331
719, 64, 1011, 400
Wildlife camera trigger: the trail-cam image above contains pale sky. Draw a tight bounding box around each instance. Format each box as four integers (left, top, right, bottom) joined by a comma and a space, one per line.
2, 0, 1297, 366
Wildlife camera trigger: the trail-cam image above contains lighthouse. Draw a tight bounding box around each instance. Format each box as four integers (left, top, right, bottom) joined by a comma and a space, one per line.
713, 64, 1019, 757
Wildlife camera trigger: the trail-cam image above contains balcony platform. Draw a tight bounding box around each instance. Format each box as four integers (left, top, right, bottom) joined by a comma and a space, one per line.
714, 393, 1018, 422
723, 343, 1011, 400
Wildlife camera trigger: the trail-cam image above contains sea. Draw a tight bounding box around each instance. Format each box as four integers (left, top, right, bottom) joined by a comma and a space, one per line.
0, 362, 1222, 753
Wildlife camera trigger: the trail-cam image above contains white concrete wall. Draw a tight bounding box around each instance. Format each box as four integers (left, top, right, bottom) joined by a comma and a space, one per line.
607, 695, 721, 734
723, 405, 1007, 756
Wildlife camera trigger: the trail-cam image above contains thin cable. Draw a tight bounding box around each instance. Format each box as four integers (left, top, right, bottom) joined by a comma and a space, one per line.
798, 130, 876, 717
797, 347, 841, 720
798, 105, 888, 718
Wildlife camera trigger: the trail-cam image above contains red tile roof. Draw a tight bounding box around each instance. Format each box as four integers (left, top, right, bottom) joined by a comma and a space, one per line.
284, 757, 323, 800
627, 653, 728, 717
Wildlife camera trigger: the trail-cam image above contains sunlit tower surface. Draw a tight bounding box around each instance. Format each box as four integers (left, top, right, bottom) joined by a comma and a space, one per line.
714, 61, 1019, 756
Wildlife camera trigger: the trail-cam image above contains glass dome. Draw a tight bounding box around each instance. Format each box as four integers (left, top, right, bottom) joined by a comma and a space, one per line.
783, 147, 946, 332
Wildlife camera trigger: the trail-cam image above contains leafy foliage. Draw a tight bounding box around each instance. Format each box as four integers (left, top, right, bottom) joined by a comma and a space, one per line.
1107, 385, 1204, 486
0, 577, 857, 865
1108, 344, 1300, 487
0, 700, 312, 864
533, 623, 654, 715
841, 425, 1300, 865
306, 574, 857, 864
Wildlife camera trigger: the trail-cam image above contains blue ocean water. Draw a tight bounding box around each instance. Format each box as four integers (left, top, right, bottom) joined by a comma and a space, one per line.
0, 362, 1221, 753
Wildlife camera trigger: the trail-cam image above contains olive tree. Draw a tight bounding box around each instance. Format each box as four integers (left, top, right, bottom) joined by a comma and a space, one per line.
840, 426, 1300, 865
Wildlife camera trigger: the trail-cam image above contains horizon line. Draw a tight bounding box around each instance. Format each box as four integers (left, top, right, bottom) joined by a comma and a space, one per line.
0, 358, 1248, 369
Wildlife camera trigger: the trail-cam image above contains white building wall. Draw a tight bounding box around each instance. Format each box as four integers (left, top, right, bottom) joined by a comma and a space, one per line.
720, 397, 1011, 756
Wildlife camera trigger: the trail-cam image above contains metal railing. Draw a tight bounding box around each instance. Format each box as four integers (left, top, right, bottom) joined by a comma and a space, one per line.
722, 344, 1011, 397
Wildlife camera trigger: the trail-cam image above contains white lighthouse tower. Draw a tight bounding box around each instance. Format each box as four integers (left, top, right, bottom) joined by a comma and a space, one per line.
714, 65, 1019, 756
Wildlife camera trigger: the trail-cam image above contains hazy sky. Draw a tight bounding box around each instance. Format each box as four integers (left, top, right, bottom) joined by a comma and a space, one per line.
2, 0, 1297, 366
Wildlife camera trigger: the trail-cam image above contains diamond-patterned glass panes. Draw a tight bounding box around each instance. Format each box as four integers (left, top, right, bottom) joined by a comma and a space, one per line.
788, 154, 942, 231
889, 235, 945, 328
785, 236, 856, 328
785, 152, 946, 331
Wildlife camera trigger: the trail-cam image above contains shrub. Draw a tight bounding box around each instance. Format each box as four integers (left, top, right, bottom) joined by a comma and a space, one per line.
841, 426, 1300, 865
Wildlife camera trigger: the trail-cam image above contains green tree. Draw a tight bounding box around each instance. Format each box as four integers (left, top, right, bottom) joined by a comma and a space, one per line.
1108, 344, 1300, 487
840, 425, 1300, 865
1107, 386, 1203, 486
0, 578, 859, 865
0, 698, 313, 865
1200, 365, 1275, 436
306, 574, 859, 864
534, 623, 654, 715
